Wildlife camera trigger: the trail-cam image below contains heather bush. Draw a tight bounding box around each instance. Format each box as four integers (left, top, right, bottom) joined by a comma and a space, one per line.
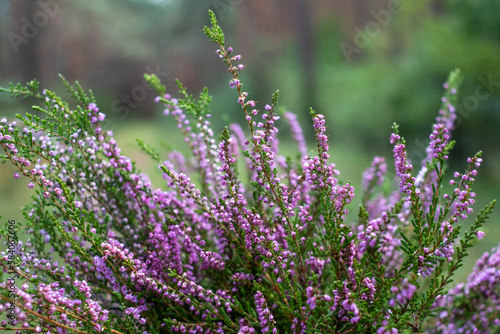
0, 11, 498, 334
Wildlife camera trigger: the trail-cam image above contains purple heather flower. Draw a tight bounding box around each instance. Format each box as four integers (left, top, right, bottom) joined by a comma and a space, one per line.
88, 103, 99, 111
476, 231, 486, 239
255, 291, 276, 333
428, 123, 450, 159
377, 327, 398, 334
229, 79, 240, 89
284, 111, 308, 158
391, 135, 414, 195
432, 242, 500, 332
362, 156, 387, 192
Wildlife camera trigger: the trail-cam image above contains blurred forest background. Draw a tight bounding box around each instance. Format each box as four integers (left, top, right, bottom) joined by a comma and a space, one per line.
0, 0, 499, 281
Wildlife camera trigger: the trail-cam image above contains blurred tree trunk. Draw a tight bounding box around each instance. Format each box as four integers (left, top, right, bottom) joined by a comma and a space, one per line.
293, 0, 317, 111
